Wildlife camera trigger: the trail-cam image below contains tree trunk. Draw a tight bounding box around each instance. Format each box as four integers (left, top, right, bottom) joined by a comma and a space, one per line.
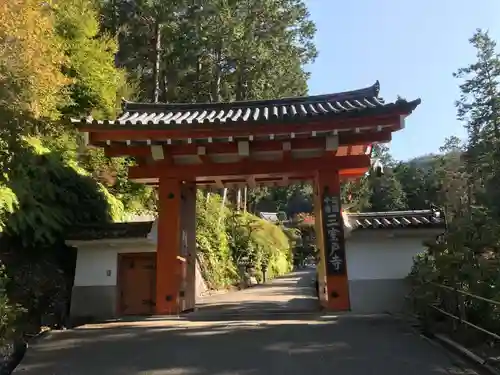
196, 55, 202, 101
211, 47, 222, 102
243, 186, 248, 212
152, 20, 162, 103
236, 188, 242, 211
110, 0, 120, 67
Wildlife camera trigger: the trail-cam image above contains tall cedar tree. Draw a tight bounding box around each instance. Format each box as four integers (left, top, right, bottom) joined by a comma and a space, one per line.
100, 0, 317, 103
454, 29, 500, 223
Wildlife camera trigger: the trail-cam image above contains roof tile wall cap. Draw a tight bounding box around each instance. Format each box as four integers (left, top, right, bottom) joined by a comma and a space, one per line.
347, 209, 440, 218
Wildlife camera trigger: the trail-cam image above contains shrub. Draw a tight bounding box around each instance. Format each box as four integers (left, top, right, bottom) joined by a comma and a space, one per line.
0, 264, 23, 346
196, 191, 238, 289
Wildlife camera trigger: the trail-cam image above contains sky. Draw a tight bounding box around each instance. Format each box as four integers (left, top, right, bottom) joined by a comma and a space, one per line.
305, 0, 500, 161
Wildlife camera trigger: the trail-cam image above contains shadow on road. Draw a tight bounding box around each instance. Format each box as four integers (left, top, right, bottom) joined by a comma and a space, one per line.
15, 315, 476, 375
193, 270, 320, 320
190, 299, 321, 321
14, 270, 478, 374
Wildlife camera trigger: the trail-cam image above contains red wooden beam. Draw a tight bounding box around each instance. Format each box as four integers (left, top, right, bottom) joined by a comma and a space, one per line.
104, 132, 391, 157
128, 154, 371, 180
86, 114, 403, 143
142, 172, 367, 186
197, 170, 367, 185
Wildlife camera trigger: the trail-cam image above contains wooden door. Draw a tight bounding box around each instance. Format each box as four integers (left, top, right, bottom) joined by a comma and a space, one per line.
118, 253, 156, 315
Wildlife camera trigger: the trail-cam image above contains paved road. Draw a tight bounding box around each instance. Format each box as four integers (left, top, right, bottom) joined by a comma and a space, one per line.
194, 269, 320, 317
14, 271, 479, 375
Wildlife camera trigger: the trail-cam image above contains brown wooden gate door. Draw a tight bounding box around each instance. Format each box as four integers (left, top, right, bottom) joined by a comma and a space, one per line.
118, 253, 156, 315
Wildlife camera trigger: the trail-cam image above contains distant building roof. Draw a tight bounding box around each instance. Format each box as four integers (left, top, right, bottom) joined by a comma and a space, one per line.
259, 212, 280, 223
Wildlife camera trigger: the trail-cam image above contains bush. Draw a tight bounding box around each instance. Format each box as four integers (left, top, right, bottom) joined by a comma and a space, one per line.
0, 264, 23, 346
408, 227, 500, 335
196, 191, 238, 289
3, 137, 124, 246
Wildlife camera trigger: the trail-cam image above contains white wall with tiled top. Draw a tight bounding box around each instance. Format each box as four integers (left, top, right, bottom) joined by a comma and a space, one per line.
73, 244, 154, 287
344, 234, 432, 313
346, 237, 425, 281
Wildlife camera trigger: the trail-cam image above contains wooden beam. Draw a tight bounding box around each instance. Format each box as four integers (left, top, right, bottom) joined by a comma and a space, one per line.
196, 146, 210, 163
86, 114, 402, 143
214, 178, 224, 188
237, 141, 250, 157
142, 170, 367, 187
128, 154, 371, 180
326, 136, 339, 151
282, 141, 292, 162
247, 175, 256, 188
150, 145, 164, 160
104, 132, 392, 157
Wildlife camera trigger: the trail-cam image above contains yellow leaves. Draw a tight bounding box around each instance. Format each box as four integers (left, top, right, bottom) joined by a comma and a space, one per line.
0, 0, 69, 120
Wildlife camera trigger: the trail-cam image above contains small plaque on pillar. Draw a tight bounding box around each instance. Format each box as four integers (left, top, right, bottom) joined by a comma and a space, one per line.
321, 188, 347, 275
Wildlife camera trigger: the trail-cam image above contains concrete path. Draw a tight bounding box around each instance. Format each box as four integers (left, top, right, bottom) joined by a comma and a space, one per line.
14, 271, 479, 375
194, 269, 320, 317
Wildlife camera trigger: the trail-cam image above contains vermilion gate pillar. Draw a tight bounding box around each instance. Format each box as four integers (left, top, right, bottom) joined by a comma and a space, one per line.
156, 176, 183, 314
314, 169, 349, 310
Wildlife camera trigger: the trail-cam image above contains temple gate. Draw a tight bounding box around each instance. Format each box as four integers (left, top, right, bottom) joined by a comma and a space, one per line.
72, 81, 420, 314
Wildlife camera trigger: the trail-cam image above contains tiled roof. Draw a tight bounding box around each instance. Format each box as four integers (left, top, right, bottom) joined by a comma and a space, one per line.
74, 82, 421, 128
66, 221, 154, 241
289, 209, 446, 231
348, 210, 446, 230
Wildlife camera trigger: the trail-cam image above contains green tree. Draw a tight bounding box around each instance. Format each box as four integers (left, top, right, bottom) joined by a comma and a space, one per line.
393, 161, 433, 210
454, 29, 500, 221
341, 178, 371, 212
100, 0, 317, 103
0, 0, 69, 122
366, 145, 407, 211
367, 171, 407, 212
409, 30, 500, 339
341, 145, 407, 212
52, 0, 156, 215
54, 0, 132, 119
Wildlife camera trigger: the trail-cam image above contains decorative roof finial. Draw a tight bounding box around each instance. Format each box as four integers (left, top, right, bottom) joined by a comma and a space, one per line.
373, 80, 380, 97
120, 97, 130, 111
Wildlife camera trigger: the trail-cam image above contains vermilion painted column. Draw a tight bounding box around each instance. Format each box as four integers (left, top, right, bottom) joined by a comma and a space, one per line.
315, 169, 350, 311
182, 182, 197, 312
156, 176, 182, 315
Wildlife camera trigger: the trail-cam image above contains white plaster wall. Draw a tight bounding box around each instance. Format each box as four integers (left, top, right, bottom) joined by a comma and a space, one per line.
73, 241, 207, 295
73, 244, 155, 287
346, 237, 426, 281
